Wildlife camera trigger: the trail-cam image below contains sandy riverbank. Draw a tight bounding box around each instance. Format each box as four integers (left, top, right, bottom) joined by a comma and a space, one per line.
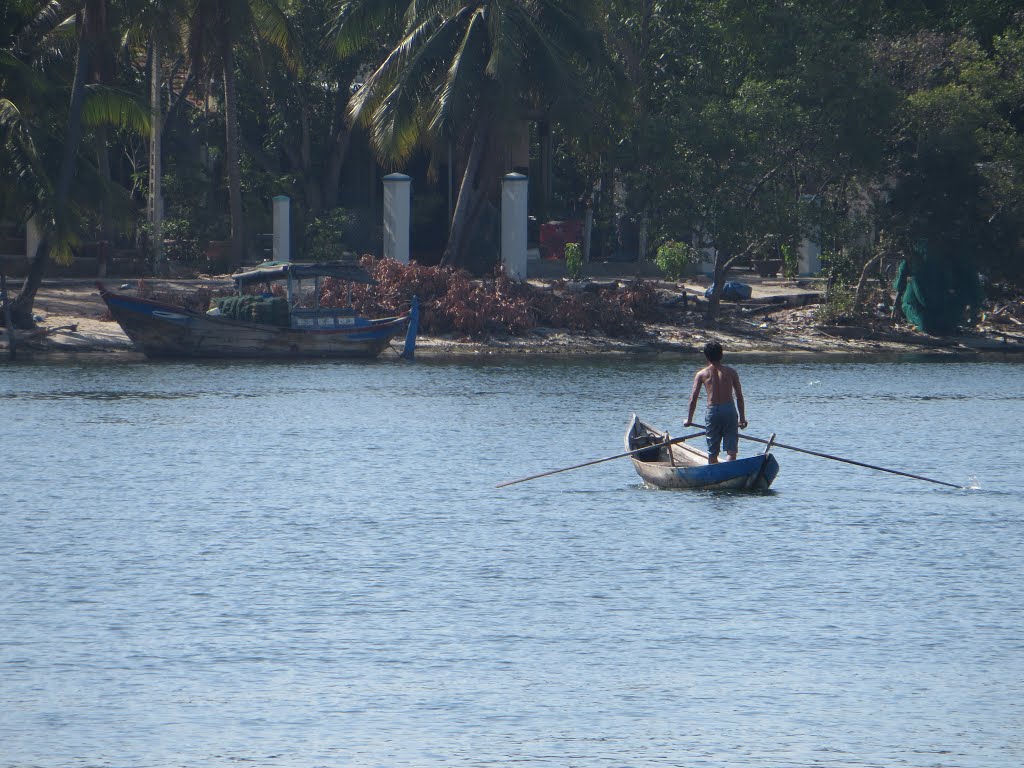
3, 275, 1023, 360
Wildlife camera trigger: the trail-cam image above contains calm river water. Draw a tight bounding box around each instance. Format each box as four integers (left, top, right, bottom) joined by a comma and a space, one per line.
2, 355, 1022, 768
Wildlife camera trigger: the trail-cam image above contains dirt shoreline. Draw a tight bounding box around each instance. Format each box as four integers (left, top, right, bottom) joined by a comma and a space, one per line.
4, 276, 1024, 361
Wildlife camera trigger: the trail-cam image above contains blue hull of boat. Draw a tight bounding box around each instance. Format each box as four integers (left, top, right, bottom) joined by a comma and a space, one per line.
626, 414, 779, 490
99, 286, 411, 359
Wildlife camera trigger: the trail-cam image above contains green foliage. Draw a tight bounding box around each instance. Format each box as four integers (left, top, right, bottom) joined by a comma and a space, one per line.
781, 243, 798, 278
655, 240, 697, 280
815, 283, 856, 325
4, 0, 1024, 315
821, 251, 861, 284
344, 0, 619, 164
159, 219, 204, 265
877, 28, 1024, 282
304, 208, 380, 261
305, 209, 358, 262
81, 85, 149, 135
564, 242, 583, 280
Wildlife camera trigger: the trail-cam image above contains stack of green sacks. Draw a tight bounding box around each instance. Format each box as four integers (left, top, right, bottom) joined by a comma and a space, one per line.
217, 295, 290, 327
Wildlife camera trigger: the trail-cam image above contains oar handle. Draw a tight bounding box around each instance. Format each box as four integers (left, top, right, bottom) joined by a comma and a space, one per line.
496, 430, 706, 489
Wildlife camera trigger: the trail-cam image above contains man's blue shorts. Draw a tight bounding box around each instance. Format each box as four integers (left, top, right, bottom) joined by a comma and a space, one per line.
705, 402, 739, 457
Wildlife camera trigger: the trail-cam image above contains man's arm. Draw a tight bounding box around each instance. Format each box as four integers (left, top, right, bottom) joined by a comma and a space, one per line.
733, 370, 747, 429
684, 371, 703, 426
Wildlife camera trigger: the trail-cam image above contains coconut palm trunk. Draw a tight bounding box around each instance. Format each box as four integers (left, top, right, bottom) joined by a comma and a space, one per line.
222, 45, 245, 268
441, 126, 488, 267
10, 15, 93, 328
150, 35, 164, 273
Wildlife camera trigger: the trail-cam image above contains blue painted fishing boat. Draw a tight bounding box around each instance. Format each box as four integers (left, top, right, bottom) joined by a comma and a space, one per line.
625, 414, 779, 490
98, 260, 418, 360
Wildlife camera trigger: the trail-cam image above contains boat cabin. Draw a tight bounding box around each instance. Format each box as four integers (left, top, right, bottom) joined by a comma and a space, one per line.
230, 260, 375, 330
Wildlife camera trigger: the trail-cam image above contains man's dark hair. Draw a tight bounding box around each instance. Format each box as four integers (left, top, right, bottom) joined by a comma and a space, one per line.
703, 341, 724, 362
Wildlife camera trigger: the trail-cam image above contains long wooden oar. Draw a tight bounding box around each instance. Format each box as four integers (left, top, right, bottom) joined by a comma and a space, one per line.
496, 431, 706, 489
692, 423, 962, 489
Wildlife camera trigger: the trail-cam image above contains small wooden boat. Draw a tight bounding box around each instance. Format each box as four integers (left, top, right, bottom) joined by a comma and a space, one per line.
98, 260, 417, 360
625, 414, 779, 490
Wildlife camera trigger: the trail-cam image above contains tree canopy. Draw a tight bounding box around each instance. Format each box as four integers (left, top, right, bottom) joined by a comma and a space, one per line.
2, 0, 1024, 328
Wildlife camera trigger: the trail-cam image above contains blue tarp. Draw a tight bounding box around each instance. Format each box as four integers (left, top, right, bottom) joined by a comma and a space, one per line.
704, 281, 752, 301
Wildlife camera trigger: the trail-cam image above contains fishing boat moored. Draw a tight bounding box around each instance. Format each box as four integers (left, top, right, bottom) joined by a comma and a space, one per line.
98, 260, 418, 360
625, 414, 779, 490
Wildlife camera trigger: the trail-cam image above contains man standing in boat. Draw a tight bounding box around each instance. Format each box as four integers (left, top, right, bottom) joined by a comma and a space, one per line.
684, 342, 748, 463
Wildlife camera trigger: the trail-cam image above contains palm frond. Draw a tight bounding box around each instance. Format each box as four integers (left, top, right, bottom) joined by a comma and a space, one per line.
13, 0, 79, 54
0, 110, 57, 237
514, 1, 615, 128
1, 50, 52, 105
401, 0, 461, 34
119, 0, 186, 52
347, 11, 445, 127
0, 98, 48, 188
70, 145, 142, 236
368, 87, 423, 164
485, 0, 530, 130
0, 99, 18, 126
366, 9, 470, 161
325, 0, 405, 58
250, 0, 302, 74
49, 232, 79, 266
429, 8, 487, 137
81, 84, 150, 134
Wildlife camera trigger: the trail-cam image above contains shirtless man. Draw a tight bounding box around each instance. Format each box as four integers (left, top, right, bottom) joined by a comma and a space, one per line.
684, 342, 748, 463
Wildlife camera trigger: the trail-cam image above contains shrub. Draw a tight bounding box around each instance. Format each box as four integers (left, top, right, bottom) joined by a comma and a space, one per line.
304, 208, 381, 261
655, 240, 697, 280
160, 219, 203, 265
781, 243, 799, 278
820, 250, 860, 284
815, 283, 856, 325
564, 242, 583, 280
305, 209, 356, 262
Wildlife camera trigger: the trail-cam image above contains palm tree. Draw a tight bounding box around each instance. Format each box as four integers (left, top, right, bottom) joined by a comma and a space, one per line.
118, 0, 189, 273
329, 0, 621, 267
183, 0, 295, 268
4, 1, 100, 327
3, 0, 149, 328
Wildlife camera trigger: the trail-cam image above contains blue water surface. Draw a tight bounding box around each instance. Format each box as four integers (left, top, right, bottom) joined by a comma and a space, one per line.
1, 356, 1022, 768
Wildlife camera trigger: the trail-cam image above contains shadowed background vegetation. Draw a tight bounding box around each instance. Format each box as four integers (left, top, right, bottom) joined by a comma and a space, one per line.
3, 0, 1024, 330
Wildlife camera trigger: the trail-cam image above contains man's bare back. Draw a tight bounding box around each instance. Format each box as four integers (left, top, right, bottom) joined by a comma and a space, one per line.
697, 363, 742, 406
686, 363, 747, 427
685, 343, 748, 462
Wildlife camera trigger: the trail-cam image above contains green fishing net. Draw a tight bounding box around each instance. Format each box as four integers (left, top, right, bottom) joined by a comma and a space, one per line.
894, 253, 983, 335
217, 295, 290, 327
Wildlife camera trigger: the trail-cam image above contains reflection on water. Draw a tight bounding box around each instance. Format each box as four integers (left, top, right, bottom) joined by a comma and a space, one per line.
1, 357, 1022, 768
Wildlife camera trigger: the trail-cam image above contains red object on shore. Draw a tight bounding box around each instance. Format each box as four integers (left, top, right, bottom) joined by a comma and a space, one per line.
539, 220, 583, 260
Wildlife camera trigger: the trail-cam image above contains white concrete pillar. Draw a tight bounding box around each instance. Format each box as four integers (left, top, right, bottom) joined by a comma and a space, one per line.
501, 172, 528, 280
272, 195, 290, 262
383, 173, 411, 264
798, 238, 821, 276
26, 216, 42, 260
695, 241, 717, 277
